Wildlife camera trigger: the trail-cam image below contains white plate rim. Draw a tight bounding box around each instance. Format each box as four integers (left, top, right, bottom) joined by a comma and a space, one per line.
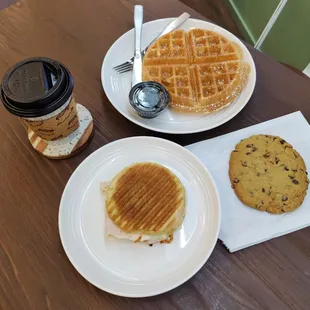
58, 136, 221, 297
101, 17, 256, 134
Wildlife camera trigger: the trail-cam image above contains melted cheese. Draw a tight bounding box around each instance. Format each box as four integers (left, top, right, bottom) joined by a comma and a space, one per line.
105, 215, 169, 244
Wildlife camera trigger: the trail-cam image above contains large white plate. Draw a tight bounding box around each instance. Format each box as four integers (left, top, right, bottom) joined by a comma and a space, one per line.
101, 18, 256, 134
59, 137, 221, 297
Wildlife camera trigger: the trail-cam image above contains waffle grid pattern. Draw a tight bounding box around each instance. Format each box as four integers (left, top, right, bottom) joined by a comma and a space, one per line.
143, 29, 250, 113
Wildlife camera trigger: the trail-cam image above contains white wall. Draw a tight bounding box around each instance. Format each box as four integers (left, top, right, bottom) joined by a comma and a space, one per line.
303, 63, 310, 78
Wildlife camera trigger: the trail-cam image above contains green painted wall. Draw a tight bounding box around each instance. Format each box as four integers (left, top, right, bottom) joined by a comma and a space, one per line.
225, 0, 280, 44
261, 1, 310, 70
225, 0, 310, 70
229, 0, 280, 42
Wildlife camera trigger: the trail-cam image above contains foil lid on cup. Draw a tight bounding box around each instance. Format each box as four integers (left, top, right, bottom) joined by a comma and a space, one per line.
0, 57, 73, 118
129, 81, 170, 119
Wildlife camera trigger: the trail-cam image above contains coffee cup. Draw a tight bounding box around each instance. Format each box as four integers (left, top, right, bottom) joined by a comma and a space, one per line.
1, 57, 79, 141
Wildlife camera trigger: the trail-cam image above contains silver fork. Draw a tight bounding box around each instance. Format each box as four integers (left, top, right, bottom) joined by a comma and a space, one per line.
113, 12, 190, 74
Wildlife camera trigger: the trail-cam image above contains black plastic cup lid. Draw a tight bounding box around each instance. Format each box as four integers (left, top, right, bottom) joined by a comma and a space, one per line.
0, 57, 74, 118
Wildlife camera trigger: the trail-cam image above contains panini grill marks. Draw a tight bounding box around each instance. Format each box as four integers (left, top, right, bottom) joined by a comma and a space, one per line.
107, 163, 185, 234
145, 185, 184, 232
111, 164, 177, 232
107, 163, 170, 221
130, 176, 183, 233
107, 163, 154, 214
107, 169, 141, 212
116, 164, 181, 233
126, 180, 178, 233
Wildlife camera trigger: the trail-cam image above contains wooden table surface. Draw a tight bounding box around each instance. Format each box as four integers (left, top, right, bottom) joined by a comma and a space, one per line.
1, 0, 310, 309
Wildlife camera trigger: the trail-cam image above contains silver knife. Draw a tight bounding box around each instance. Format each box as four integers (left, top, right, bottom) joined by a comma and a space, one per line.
132, 5, 143, 87
144, 12, 190, 55
114, 12, 190, 73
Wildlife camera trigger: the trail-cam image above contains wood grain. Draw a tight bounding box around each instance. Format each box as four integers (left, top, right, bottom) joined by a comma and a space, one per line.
0, 0, 18, 11
0, 0, 310, 309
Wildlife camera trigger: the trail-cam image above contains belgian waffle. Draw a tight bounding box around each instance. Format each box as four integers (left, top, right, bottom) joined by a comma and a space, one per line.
142, 29, 250, 113
188, 28, 242, 63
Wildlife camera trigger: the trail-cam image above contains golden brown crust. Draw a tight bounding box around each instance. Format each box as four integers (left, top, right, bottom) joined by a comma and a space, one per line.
106, 163, 186, 235
229, 135, 309, 214
142, 29, 250, 113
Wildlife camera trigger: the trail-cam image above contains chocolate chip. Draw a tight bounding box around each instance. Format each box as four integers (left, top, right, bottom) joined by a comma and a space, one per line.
246, 152, 251, 155
233, 150, 238, 153
256, 172, 260, 176
246, 144, 253, 148
263, 153, 270, 158
306, 171, 308, 175
252, 147, 258, 152
280, 139, 285, 144
281, 209, 285, 213
292, 179, 299, 184
262, 188, 265, 192
233, 178, 239, 183
292, 169, 297, 172
284, 166, 289, 171
289, 175, 294, 179
282, 195, 288, 201
265, 169, 268, 172
275, 157, 279, 164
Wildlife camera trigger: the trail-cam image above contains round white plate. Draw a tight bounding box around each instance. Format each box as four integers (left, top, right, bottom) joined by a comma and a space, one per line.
59, 137, 221, 297
102, 18, 256, 134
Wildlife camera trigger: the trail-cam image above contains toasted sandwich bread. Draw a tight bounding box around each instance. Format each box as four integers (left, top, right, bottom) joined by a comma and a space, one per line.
101, 162, 186, 244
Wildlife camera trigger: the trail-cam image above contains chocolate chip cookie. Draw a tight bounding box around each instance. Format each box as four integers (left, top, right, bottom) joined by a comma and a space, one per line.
229, 135, 309, 214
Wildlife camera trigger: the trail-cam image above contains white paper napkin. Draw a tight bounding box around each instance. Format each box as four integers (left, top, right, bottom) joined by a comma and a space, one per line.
186, 111, 310, 252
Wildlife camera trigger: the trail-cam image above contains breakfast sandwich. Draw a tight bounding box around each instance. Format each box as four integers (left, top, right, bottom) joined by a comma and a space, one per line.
100, 162, 186, 244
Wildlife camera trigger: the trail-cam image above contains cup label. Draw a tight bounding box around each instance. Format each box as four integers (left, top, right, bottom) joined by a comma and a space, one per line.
22, 96, 79, 141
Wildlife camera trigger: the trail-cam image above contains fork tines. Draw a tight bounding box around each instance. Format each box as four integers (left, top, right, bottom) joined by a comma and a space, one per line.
113, 61, 133, 73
